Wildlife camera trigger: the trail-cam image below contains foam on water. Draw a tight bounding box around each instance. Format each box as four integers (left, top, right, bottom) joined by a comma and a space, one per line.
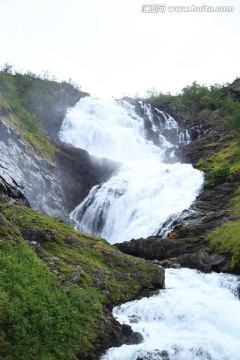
101, 268, 240, 360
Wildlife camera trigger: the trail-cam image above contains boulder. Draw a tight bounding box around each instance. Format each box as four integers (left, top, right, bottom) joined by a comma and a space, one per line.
115, 236, 205, 262
116, 238, 213, 273
210, 252, 231, 273
179, 251, 211, 273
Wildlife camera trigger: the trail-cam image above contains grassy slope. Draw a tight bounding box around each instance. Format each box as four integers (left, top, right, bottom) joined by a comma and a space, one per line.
0, 204, 162, 359
0, 72, 55, 161
0, 71, 81, 162
195, 135, 240, 272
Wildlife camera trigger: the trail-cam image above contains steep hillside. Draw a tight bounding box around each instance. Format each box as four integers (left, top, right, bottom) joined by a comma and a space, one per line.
0, 204, 164, 359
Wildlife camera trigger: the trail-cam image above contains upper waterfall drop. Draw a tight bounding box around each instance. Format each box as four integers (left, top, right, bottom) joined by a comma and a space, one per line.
59, 97, 204, 244
59, 97, 151, 162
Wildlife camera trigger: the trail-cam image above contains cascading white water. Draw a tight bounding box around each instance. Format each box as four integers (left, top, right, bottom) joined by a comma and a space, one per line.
101, 268, 240, 360
59, 96, 203, 243
59, 97, 239, 360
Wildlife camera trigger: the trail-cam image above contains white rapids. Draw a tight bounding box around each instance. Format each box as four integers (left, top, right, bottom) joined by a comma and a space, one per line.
101, 268, 240, 360
59, 97, 203, 243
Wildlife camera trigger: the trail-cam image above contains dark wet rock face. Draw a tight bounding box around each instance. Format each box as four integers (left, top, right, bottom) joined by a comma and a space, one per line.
179, 251, 211, 273
116, 238, 213, 273
0, 119, 67, 218
115, 237, 231, 273
89, 308, 143, 360
210, 252, 232, 273
55, 143, 119, 213
116, 237, 205, 262
0, 175, 29, 206
135, 349, 170, 360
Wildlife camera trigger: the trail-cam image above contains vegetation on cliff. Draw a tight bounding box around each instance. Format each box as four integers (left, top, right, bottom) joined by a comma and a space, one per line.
0, 65, 85, 162
197, 139, 240, 271
146, 79, 240, 273
146, 79, 240, 129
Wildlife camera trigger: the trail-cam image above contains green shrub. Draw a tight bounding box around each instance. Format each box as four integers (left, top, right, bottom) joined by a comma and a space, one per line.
206, 165, 230, 189
145, 80, 240, 131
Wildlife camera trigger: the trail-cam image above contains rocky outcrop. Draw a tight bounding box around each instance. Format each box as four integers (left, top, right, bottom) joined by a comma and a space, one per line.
0, 175, 29, 206
0, 118, 118, 218
0, 119, 66, 217
115, 236, 205, 261
0, 118, 73, 219
115, 236, 213, 271
210, 252, 232, 273
88, 308, 144, 360
135, 349, 170, 360
55, 143, 119, 212
178, 251, 211, 272
115, 237, 228, 273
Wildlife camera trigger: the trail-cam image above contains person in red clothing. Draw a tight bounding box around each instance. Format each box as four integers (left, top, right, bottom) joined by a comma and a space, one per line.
167, 231, 173, 239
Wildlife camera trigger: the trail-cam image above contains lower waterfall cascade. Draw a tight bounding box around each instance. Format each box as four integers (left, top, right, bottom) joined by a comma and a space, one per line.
59, 97, 203, 243
101, 268, 240, 360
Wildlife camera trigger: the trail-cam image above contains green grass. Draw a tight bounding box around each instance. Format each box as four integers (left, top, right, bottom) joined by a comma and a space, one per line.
0, 71, 59, 162
0, 232, 102, 359
196, 139, 240, 172
205, 181, 240, 273
229, 188, 240, 216
0, 204, 162, 359
207, 220, 240, 272
196, 138, 240, 189
2, 113, 55, 162
194, 135, 240, 272
0, 69, 85, 162
0, 93, 11, 111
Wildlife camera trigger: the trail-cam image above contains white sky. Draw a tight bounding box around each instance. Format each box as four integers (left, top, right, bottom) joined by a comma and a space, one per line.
0, 0, 239, 97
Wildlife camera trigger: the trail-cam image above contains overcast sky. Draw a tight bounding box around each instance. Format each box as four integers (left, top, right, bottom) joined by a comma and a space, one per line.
0, 0, 239, 97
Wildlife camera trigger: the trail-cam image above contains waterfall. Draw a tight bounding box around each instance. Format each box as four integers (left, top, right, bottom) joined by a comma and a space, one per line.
101, 268, 240, 360
59, 97, 240, 360
59, 96, 203, 243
